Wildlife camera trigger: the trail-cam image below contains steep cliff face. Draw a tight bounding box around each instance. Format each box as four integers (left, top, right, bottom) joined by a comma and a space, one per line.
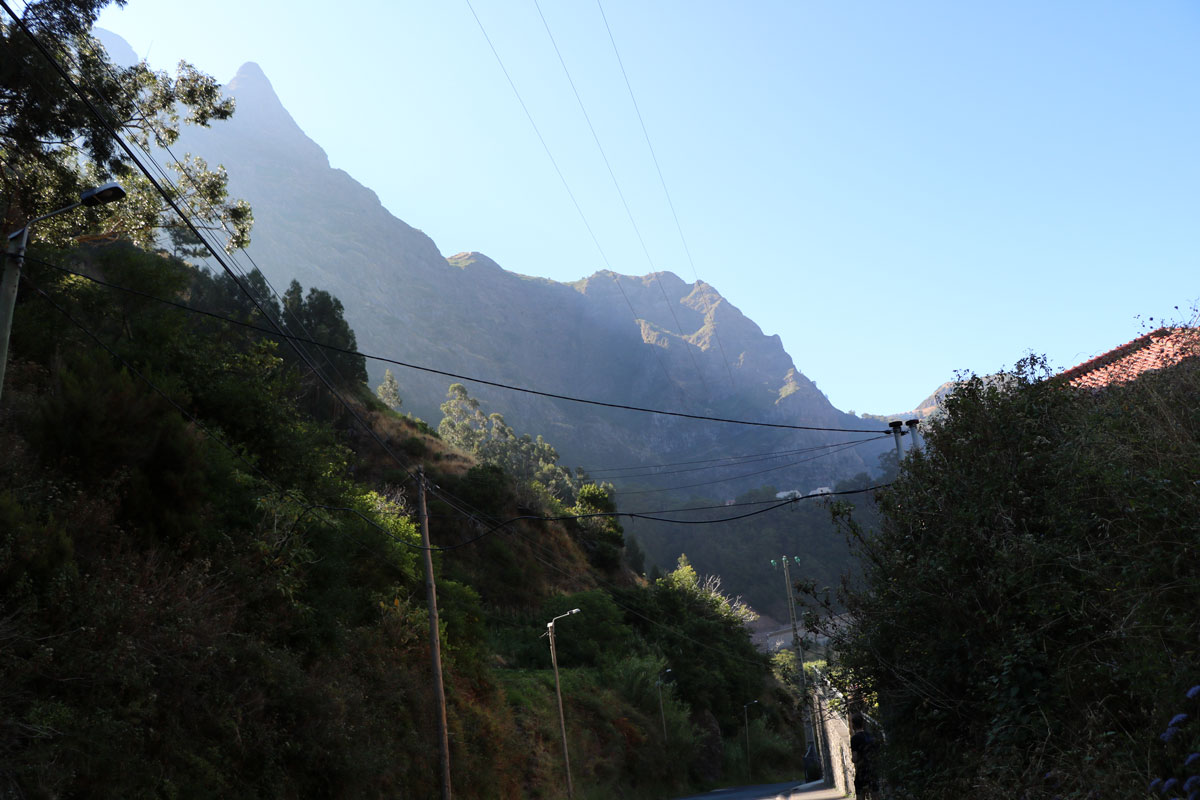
175, 60, 888, 487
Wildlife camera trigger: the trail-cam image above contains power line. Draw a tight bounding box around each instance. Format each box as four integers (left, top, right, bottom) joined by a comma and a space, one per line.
28, 255, 892, 435
17, 273, 444, 557
614, 437, 887, 496
593, 0, 738, 389
532, 0, 709, 396
2, 2, 422, 490
65, 30, 360, 403
585, 438, 882, 478
463, 0, 688, 409
24, 257, 884, 549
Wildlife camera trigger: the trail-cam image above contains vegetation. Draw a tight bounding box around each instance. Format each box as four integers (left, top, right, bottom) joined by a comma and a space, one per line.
0, 6, 814, 793
812, 354, 1200, 799
631, 478, 869, 623
0, 239, 815, 796
438, 382, 593, 507
376, 367, 402, 410
1, 0, 251, 249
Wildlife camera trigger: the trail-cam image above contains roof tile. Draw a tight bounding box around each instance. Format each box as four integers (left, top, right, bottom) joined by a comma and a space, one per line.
1058, 327, 1200, 389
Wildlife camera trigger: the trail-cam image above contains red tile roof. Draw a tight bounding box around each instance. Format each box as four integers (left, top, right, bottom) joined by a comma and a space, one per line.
1058, 327, 1200, 389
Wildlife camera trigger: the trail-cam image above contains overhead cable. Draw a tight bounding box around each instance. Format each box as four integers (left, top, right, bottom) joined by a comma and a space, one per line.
614, 437, 889, 496
2, 3, 422, 488
463, 0, 689, 408
29, 256, 892, 435
594, 0, 738, 389
533, 0, 709, 395
586, 438, 881, 479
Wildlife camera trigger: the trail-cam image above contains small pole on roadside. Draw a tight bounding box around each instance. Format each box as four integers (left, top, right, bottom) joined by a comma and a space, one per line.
656, 668, 672, 742
744, 700, 759, 782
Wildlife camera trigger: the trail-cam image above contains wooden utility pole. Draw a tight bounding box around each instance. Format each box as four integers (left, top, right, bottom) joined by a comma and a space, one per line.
418, 468, 452, 800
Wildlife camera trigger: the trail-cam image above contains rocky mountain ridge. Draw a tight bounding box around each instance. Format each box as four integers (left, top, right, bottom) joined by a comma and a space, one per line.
170, 57, 890, 494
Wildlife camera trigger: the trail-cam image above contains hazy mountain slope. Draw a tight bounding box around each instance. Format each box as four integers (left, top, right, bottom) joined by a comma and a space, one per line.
170, 60, 890, 493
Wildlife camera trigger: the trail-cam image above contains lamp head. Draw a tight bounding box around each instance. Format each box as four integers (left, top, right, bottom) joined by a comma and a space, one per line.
80, 182, 126, 207
569, 608, 580, 615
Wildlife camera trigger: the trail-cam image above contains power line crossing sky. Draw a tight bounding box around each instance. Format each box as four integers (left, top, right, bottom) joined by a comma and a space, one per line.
94, 0, 1200, 414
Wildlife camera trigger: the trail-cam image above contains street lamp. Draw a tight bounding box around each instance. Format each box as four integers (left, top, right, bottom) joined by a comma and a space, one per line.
547, 608, 581, 799
744, 699, 759, 782
655, 668, 672, 741
1, 182, 126, 402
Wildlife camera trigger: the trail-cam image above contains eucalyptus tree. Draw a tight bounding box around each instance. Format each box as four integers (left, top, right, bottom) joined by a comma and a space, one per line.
1, 0, 251, 251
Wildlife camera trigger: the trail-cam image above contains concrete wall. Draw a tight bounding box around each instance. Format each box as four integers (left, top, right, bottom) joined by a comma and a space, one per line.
809, 670, 856, 798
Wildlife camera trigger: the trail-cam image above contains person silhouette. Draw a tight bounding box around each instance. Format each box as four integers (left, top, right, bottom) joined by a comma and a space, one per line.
850, 713, 879, 799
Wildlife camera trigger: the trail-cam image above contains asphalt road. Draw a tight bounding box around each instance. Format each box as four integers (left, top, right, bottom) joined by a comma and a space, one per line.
669, 779, 843, 799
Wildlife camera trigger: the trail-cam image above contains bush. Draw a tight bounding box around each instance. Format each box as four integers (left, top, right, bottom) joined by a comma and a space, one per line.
823, 355, 1200, 799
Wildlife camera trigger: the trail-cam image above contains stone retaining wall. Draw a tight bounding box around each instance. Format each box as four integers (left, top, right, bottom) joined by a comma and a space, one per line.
813, 684, 854, 797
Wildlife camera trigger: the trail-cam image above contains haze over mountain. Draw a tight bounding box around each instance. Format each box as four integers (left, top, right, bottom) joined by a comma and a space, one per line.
163, 58, 892, 494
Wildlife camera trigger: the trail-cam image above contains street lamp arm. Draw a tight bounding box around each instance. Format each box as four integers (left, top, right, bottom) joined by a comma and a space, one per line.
1, 183, 126, 406
548, 608, 581, 627
6, 182, 126, 241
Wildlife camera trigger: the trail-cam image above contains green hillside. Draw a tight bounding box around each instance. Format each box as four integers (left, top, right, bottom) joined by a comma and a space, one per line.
0, 241, 810, 797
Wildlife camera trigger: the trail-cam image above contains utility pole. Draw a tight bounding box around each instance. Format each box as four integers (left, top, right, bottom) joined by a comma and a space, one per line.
547, 608, 580, 799
773, 557, 811, 751
418, 468, 452, 800
888, 420, 905, 460
905, 418, 922, 452
1, 183, 125, 403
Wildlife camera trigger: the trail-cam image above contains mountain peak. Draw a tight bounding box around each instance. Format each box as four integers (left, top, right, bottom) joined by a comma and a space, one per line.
92, 27, 138, 68
447, 252, 503, 273
218, 62, 327, 165
226, 61, 286, 112
228, 61, 271, 91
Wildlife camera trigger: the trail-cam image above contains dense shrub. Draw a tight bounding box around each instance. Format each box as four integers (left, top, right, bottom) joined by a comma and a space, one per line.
820, 355, 1200, 799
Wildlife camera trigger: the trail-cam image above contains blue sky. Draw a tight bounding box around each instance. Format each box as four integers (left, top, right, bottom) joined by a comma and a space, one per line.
94, 0, 1200, 414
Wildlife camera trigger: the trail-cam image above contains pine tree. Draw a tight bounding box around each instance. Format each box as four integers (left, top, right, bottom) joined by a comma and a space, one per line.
376, 369, 401, 410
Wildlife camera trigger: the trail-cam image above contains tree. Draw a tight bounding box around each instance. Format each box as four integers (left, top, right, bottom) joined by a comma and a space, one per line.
617, 555, 765, 733
375, 369, 401, 410
570, 483, 624, 571
437, 383, 586, 503
280, 279, 367, 386
821, 355, 1200, 799
1, 1, 251, 250
438, 382, 487, 453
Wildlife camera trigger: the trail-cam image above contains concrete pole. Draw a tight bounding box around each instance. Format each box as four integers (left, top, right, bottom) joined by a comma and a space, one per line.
418, 469, 452, 800
781, 557, 811, 750
906, 418, 922, 452
0, 226, 35, 404
889, 420, 904, 460
1, 184, 124, 404
549, 620, 574, 799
